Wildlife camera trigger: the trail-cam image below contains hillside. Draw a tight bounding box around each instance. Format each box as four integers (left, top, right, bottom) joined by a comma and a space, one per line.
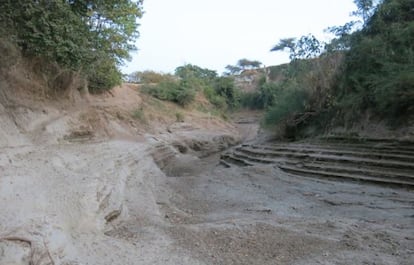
1, 1, 414, 264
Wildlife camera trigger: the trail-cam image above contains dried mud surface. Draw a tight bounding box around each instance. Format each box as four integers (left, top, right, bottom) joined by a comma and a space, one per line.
1, 85, 413, 265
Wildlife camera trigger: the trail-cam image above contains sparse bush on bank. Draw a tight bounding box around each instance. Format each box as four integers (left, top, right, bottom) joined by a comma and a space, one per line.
141, 65, 241, 110
142, 80, 196, 107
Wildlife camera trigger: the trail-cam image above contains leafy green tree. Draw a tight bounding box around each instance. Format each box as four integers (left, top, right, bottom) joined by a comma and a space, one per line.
0, 0, 144, 92
175, 64, 217, 81
128, 71, 175, 84
88, 57, 123, 92
224, 65, 242, 75
214, 77, 240, 109
237, 59, 262, 70
271, 35, 322, 60
339, 0, 414, 119
270, 38, 296, 55
325, 21, 359, 51
352, 0, 376, 25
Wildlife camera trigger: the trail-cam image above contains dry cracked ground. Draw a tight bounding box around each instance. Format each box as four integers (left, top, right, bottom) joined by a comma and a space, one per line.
1, 88, 413, 265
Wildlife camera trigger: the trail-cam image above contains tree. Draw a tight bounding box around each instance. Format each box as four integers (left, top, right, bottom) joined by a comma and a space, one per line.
175, 64, 217, 81
270, 38, 296, 54
237, 59, 262, 70
340, 0, 414, 118
295, 35, 322, 59
0, 0, 144, 91
352, 0, 376, 25
325, 21, 359, 51
214, 77, 239, 109
224, 65, 242, 75
271, 35, 322, 60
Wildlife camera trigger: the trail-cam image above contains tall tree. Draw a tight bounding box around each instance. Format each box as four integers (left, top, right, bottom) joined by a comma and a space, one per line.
224, 65, 242, 75
271, 35, 322, 60
0, 0, 144, 91
352, 0, 375, 25
237, 59, 262, 70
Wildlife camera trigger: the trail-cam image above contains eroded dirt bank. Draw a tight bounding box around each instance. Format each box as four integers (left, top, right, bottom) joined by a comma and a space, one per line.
1, 84, 413, 265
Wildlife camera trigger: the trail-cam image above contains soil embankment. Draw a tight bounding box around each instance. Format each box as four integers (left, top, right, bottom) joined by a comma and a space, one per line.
1, 83, 413, 265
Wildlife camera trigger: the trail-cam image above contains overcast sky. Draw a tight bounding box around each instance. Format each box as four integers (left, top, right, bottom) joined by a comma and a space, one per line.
122, 0, 356, 75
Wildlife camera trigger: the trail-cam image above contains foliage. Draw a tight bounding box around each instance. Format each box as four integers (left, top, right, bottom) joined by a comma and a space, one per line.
325, 21, 359, 51
175, 112, 185, 122
139, 65, 241, 111
132, 108, 147, 123
175, 64, 217, 81
271, 34, 323, 60
142, 80, 196, 107
197, 76, 240, 110
337, 0, 414, 121
237, 59, 262, 69
224, 59, 262, 76
264, 0, 413, 135
214, 77, 240, 109
351, 0, 377, 25
203, 86, 228, 110
87, 57, 123, 93
0, 0, 143, 92
128, 71, 175, 84
264, 87, 309, 127
224, 65, 242, 75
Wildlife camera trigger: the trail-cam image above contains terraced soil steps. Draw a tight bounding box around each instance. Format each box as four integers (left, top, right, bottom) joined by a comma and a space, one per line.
320, 135, 414, 146
220, 154, 254, 167
221, 141, 414, 188
289, 162, 413, 184
248, 143, 414, 158
279, 165, 414, 187
236, 147, 414, 171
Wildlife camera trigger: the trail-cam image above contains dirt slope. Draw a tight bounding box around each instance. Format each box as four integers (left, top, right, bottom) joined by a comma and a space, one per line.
1, 78, 413, 265
0, 78, 241, 265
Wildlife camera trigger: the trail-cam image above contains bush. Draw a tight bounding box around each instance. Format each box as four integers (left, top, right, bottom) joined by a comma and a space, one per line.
142, 80, 196, 107
175, 112, 184, 122
264, 87, 309, 127
203, 86, 228, 110
87, 58, 122, 93
129, 71, 175, 84
132, 108, 147, 123
335, 0, 414, 122
239, 81, 283, 109
240, 91, 263, 109
214, 77, 240, 109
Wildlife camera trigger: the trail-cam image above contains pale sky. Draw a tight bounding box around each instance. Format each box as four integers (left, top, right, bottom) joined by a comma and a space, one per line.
122, 0, 356, 75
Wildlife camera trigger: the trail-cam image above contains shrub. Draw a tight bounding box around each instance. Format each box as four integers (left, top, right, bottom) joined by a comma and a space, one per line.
264, 87, 309, 127
175, 112, 184, 122
239, 81, 283, 109
203, 86, 228, 110
335, 0, 414, 123
142, 80, 196, 107
132, 108, 147, 123
87, 57, 122, 93
129, 71, 175, 84
240, 91, 263, 109
214, 77, 240, 109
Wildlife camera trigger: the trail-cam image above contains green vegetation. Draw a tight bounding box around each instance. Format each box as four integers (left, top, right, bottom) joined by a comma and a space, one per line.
142, 80, 196, 107
128, 71, 175, 84
224, 59, 262, 75
254, 0, 413, 137
0, 0, 143, 92
141, 64, 241, 110
175, 112, 185, 122
337, 0, 414, 121
132, 107, 147, 123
